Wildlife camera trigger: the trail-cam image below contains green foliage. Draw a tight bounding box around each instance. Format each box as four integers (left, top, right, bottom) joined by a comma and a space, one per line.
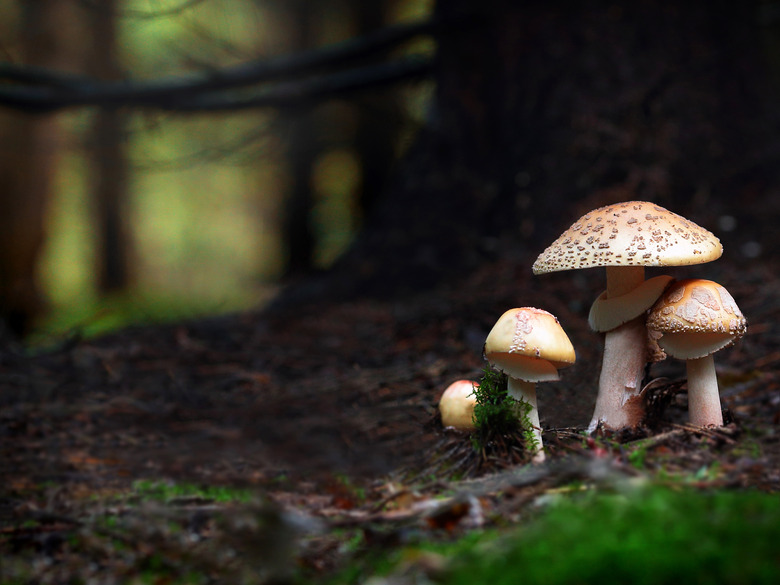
439, 487, 780, 585
471, 366, 536, 454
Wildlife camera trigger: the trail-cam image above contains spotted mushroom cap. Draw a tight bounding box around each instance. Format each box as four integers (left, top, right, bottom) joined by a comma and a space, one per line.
646, 279, 747, 360
532, 201, 722, 274
484, 307, 576, 382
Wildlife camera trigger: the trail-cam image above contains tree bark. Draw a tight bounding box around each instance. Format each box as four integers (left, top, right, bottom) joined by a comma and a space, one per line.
0, 0, 73, 337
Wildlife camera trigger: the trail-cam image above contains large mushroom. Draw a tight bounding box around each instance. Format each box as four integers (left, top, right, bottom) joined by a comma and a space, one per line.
532, 201, 722, 432
484, 307, 576, 462
647, 279, 747, 427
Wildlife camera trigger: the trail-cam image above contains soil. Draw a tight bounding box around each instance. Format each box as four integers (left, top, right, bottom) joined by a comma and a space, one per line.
1, 214, 778, 581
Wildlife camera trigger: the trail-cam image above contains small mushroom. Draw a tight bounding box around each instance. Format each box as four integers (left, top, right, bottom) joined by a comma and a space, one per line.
484, 307, 576, 462
532, 201, 722, 432
647, 279, 747, 427
439, 380, 478, 431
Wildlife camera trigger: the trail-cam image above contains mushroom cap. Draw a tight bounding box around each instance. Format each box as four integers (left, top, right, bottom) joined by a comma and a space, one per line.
646, 327, 667, 364
484, 307, 576, 382
532, 201, 722, 274
439, 380, 477, 431
647, 279, 747, 359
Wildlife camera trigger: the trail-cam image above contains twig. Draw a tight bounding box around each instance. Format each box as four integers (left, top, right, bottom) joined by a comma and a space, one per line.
669, 423, 738, 444
626, 428, 687, 450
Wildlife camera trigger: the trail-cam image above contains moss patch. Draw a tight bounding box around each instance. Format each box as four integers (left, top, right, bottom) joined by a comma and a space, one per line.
440, 487, 780, 585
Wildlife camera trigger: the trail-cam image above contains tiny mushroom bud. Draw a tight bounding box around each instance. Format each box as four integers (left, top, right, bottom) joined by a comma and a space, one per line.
532, 201, 722, 432
484, 307, 576, 462
439, 380, 478, 431
647, 279, 747, 427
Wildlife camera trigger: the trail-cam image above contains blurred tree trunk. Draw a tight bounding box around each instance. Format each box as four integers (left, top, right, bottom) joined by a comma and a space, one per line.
349, 0, 404, 220
85, 0, 132, 293
281, 0, 318, 277
279, 0, 403, 277
0, 0, 73, 338
313, 0, 775, 299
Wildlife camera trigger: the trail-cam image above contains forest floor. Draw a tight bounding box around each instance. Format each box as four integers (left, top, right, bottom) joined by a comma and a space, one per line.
1, 225, 779, 583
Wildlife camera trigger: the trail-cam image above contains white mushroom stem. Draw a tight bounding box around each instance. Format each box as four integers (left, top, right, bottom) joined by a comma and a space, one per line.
507, 377, 545, 463
588, 266, 647, 432
589, 317, 647, 431
686, 355, 724, 427
605, 265, 645, 298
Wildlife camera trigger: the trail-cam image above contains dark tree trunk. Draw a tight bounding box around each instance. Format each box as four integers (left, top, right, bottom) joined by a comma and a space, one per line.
350, 0, 404, 220
283, 108, 319, 276
298, 0, 776, 302
280, 0, 319, 277
279, 0, 404, 277
0, 0, 73, 338
86, 0, 131, 294
90, 108, 130, 293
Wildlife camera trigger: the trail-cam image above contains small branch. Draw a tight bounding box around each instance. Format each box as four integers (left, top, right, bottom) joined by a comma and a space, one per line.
0, 63, 91, 90
170, 57, 434, 113
0, 19, 438, 113
0, 57, 433, 113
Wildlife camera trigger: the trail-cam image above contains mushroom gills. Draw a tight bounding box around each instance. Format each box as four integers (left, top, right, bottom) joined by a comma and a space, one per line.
488, 352, 562, 383
658, 331, 739, 360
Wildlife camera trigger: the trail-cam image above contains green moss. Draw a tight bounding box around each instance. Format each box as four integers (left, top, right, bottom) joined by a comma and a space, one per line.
470, 366, 537, 455
471, 366, 514, 434
440, 487, 780, 585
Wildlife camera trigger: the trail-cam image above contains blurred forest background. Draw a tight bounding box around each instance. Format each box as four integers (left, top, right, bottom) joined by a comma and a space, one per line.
0, 0, 434, 341
1, 0, 779, 343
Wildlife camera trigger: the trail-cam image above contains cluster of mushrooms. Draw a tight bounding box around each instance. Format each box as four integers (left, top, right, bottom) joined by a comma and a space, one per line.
439, 201, 748, 462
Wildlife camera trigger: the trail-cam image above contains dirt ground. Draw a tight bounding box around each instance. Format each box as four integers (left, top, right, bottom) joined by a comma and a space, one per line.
1, 206, 778, 581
